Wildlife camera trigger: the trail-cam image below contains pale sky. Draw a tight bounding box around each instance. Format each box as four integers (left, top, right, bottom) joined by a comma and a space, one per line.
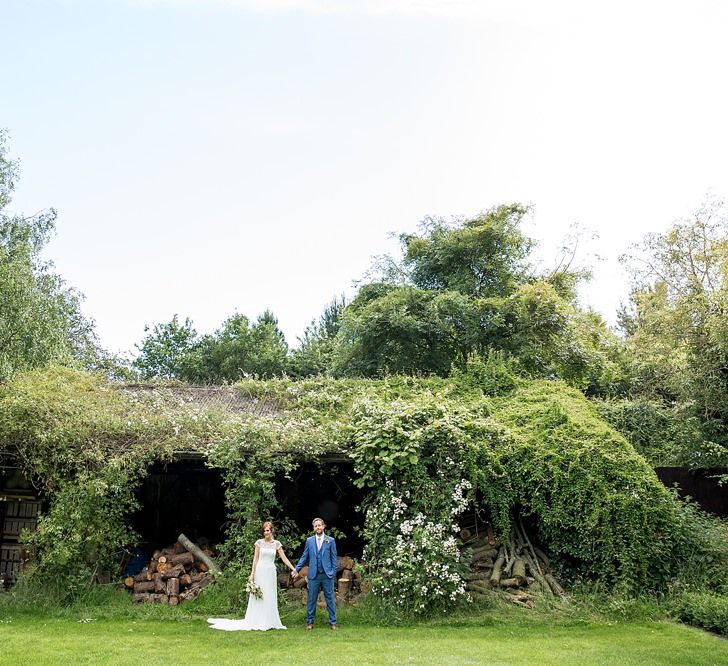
4, 0, 728, 356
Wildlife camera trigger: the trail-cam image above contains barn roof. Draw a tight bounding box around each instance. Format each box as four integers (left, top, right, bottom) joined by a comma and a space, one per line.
119, 384, 280, 416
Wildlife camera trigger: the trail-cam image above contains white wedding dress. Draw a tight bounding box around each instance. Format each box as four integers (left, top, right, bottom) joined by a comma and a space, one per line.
207, 539, 286, 631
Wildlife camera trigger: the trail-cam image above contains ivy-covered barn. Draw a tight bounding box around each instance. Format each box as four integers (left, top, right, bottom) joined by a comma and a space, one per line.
0, 363, 721, 611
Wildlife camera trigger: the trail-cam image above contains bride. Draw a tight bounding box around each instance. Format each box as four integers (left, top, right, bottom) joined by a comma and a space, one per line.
208, 521, 298, 631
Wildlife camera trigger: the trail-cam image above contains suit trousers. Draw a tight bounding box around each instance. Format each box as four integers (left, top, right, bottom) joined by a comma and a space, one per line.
307, 570, 336, 625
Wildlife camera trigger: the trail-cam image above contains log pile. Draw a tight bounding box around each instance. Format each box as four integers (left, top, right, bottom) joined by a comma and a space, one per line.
461, 517, 566, 608
335, 555, 361, 603
123, 534, 218, 605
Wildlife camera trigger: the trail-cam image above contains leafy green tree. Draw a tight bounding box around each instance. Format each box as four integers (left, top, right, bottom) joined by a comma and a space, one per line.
386, 204, 533, 297
0, 131, 98, 380
133, 315, 198, 380
180, 311, 289, 383
332, 207, 619, 384
333, 285, 472, 376
611, 198, 728, 463
620, 198, 728, 420
245, 310, 289, 378
289, 295, 346, 377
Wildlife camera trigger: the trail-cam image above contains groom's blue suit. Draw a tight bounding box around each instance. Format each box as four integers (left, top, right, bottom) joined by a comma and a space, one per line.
295, 534, 337, 626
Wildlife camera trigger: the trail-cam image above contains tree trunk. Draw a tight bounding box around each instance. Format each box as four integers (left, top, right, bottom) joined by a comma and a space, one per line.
471, 545, 498, 561
489, 547, 506, 587
512, 558, 526, 583
465, 571, 491, 581
545, 573, 567, 598
336, 577, 350, 603
336, 556, 354, 573
177, 533, 221, 575
292, 566, 308, 588
133, 568, 153, 582
466, 580, 490, 594
499, 577, 523, 588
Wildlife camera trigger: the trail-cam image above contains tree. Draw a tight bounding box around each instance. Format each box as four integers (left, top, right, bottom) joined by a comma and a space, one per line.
333, 285, 473, 377
178, 311, 289, 383
331, 206, 614, 383
245, 310, 289, 378
615, 198, 728, 461
289, 295, 346, 377
133, 315, 198, 380
620, 198, 728, 417
381, 204, 534, 298
0, 131, 98, 380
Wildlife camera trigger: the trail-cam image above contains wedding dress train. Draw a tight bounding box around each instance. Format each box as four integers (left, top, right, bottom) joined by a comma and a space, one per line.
207, 539, 286, 631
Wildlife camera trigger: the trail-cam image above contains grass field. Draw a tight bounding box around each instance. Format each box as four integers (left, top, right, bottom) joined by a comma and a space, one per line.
1, 614, 726, 665
2, 587, 727, 665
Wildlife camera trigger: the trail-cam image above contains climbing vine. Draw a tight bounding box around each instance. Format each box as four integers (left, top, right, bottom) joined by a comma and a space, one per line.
0, 363, 725, 608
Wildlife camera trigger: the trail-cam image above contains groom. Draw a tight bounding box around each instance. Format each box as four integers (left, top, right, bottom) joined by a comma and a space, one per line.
294, 517, 338, 630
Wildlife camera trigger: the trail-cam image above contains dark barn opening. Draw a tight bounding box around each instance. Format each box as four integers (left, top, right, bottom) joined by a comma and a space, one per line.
129, 457, 366, 563
129, 459, 227, 555
276, 461, 365, 558
0, 464, 39, 587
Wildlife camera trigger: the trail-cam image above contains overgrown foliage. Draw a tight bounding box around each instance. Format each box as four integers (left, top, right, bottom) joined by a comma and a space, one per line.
668, 591, 728, 637
3, 364, 726, 612
393, 204, 533, 297
595, 398, 713, 467
288, 295, 346, 377
615, 197, 728, 465
130, 205, 621, 394
0, 366, 226, 589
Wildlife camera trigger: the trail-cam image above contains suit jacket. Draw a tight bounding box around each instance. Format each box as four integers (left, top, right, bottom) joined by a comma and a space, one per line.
295, 534, 337, 579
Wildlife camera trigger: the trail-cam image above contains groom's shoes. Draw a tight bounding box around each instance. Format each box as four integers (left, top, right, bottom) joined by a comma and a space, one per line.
306, 624, 313, 630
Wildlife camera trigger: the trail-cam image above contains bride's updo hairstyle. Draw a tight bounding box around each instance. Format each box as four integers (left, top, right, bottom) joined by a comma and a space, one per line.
261, 521, 274, 536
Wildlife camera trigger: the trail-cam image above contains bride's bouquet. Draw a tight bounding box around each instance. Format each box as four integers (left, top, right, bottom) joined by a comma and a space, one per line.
246, 580, 263, 599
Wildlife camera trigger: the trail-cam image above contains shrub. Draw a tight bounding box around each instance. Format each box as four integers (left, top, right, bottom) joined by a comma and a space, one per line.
488, 381, 688, 591
596, 397, 710, 467
668, 591, 728, 636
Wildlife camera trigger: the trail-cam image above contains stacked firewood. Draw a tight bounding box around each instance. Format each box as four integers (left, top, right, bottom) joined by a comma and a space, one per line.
278, 555, 361, 603
461, 518, 566, 608
124, 534, 219, 605
334, 555, 360, 603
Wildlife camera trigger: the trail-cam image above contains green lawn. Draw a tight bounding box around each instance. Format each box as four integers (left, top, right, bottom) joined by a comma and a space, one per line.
0, 616, 725, 665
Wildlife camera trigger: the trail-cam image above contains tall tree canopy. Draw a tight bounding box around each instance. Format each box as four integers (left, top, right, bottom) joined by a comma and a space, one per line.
134, 310, 289, 382
133, 315, 197, 380
594, 198, 728, 467
288, 295, 346, 377
376, 204, 534, 297
619, 198, 728, 430
332, 205, 618, 386
0, 131, 97, 380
